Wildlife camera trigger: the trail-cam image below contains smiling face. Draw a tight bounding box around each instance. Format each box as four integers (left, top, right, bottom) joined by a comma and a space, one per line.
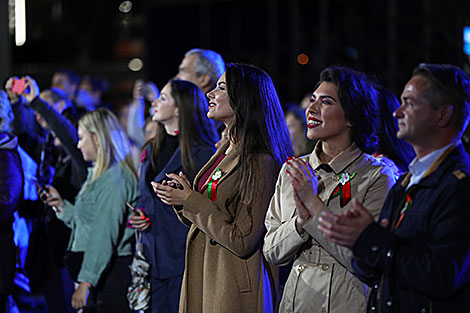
394, 75, 440, 146
206, 73, 235, 125
306, 82, 352, 145
77, 125, 98, 162
151, 83, 178, 125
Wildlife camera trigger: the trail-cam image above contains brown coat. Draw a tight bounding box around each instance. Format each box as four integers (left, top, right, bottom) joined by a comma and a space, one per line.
177, 141, 279, 313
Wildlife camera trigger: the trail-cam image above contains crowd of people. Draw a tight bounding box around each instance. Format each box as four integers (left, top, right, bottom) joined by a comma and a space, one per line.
1, 47, 470, 313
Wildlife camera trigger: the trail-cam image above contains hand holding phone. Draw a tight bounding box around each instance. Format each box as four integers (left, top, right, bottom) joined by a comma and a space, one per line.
126, 202, 150, 231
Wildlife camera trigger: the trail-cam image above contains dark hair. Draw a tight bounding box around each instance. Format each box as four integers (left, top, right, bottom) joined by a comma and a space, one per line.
284, 103, 315, 156
412, 63, 470, 134
317, 66, 379, 154
43, 87, 73, 111
148, 80, 219, 173
225, 63, 293, 220
375, 85, 415, 172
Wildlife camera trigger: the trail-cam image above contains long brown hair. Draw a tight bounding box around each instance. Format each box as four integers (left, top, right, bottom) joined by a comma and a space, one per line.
145, 80, 218, 174
224, 63, 293, 223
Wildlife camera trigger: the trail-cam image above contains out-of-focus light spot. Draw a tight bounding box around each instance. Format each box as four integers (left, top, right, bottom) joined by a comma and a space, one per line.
119, 1, 132, 13
464, 26, 470, 56
15, 0, 26, 46
128, 58, 143, 71
297, 53, 309, 65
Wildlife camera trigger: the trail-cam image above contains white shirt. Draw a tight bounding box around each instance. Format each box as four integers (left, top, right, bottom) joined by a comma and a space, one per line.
407, 141, 459, 189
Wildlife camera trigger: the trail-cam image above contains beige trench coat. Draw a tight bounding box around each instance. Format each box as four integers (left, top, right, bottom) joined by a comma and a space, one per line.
176, 141, 279, 313
263, 143, 396, 313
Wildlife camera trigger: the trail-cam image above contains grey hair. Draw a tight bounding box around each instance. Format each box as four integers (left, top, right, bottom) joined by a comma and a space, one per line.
185, 48, 225, 86
0, 91, 14, 132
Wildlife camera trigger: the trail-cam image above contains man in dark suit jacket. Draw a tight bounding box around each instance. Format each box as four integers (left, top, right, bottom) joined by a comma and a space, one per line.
318, 63, 470, 313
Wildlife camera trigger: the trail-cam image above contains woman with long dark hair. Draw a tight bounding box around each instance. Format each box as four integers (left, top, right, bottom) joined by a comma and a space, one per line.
263, 66, 397, 313
128, 79, 219, 313
154, 63, 292, 313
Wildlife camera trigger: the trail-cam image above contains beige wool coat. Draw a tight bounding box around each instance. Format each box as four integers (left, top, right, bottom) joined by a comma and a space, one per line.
263, 143, 396, 313
176, 141, 279, 313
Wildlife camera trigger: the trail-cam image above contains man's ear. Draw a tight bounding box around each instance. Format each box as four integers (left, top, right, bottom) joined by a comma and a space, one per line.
438, 104, 453, 128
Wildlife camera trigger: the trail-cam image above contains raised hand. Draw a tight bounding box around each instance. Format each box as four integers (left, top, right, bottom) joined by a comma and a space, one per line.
152, 171, 192, 206
317, 198, 375, 249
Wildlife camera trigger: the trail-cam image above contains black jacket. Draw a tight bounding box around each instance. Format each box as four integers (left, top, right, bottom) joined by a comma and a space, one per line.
352, 144, 470, 313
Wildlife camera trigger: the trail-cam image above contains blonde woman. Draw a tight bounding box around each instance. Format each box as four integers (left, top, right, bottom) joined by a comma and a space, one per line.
45, 108, 139, 312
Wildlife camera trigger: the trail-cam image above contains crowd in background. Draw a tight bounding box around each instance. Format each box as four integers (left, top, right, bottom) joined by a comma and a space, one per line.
1, 48, 470, 313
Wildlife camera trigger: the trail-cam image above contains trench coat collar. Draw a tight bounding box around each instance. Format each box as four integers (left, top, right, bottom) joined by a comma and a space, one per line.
308, 141, 363, 175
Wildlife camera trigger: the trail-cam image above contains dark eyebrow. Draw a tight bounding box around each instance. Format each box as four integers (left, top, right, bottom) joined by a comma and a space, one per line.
313, 94, 337, 102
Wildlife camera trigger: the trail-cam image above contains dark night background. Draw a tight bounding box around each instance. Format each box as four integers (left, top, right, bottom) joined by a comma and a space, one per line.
2, 0, 470, 109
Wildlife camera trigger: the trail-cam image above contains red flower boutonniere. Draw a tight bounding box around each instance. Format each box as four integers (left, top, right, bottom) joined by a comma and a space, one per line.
140, 149, 147, 163
331, 172, 357, 207
202, 168, 223, 202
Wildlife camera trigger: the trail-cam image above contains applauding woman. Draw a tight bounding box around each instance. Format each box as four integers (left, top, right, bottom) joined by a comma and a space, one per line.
263, 66, 396, 313
128, 79, 218, 313
154, 63, 292, 313
45, 108, 138, 312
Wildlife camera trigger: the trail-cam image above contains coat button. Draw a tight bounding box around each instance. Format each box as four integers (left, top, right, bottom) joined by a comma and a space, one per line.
297, 264, 305, 272
371, 245, 378, 252
420, 308, 427, 313
321, 264, 329, 271
209, 239, 217, 245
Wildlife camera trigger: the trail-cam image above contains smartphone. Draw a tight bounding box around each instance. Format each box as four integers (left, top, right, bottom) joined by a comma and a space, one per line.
126, 202, 136, 212
34, 181, 49, 201
12, 78, 27, 94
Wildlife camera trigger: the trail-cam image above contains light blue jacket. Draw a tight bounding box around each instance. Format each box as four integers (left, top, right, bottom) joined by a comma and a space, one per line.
58, 162, 139, 286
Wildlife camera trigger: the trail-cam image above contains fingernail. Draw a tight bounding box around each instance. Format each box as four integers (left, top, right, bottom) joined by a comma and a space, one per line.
141, 216, 145, 220
293, 156, 297, 159
287, 156, 292, 160
286, 170, 291, 175
146, 218, 150, 221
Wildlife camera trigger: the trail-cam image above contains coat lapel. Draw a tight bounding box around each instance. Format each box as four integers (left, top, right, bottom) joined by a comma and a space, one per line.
193, 141, 240, 191
187, 142, 240, 242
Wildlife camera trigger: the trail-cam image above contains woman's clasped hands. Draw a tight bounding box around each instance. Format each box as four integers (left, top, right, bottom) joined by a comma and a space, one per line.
152, 171, 192, 206
285, 157, 323, 233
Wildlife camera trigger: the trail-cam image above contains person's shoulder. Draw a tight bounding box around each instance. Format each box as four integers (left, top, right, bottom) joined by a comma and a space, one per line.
357, 153, 398, 181
98, 162, 137, 186
192, 144, 216, 156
